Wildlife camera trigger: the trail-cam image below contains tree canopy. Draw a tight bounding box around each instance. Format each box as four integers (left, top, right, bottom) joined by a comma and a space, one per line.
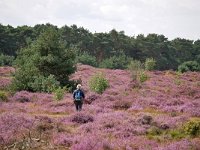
0, 23, 199, 70
12, 26, 76, 92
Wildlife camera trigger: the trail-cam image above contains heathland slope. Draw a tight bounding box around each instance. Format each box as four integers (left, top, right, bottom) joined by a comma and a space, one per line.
0, 65, 200, 150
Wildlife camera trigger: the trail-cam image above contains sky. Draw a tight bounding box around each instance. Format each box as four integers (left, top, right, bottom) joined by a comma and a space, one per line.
0, 0, 200, 40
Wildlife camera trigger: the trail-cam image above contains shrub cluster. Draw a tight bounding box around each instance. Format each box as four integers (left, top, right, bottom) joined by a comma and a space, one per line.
113, 100, 132, 110
128, 58, 152, 83
76, 52, 97, 67
70, 113, 94, 124
183, 120, 200, 137
0, 91, 8, 102
99, 54, 132, 69
0, 54, 14, 66
178, 61, 200, 73
53, 87, 66, 101
89, 72, 109, 94
145, 58, 156, 71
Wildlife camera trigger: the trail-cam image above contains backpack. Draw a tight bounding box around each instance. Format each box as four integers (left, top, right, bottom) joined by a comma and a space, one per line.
75, 90, 81, 101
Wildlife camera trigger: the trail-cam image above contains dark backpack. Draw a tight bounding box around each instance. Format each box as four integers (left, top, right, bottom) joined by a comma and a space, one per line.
75, 90, 81, 101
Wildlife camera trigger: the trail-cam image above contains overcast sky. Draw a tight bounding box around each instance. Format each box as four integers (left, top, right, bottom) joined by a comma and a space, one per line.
0, 0, 200, 40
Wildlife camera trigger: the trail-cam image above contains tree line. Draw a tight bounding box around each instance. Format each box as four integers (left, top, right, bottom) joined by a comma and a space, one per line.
0, 23, 200, 70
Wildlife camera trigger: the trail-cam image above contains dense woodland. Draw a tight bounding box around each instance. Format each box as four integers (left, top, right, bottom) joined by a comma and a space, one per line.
0, 23, 200, 70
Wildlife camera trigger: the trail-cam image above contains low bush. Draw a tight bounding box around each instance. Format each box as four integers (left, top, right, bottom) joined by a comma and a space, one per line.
178, 61, 200, 73
53, 87, 66, 101
169, 129, 185, 139
183, 120, 200, 137
70, 113, 94, 124
128, 60, 150, 83
147, 126, 162, 136
113, 100, 132, 110
0, 91, 8, 102
31, 75, 60, 93
145, 58, 156, 71
11, 91, 32, 103
138, 71, 149, 83
128, 60, 144, 81
89, 73, 109, 94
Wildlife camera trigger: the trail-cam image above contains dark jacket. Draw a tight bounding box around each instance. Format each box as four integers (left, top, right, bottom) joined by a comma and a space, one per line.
73, 89, 85, 100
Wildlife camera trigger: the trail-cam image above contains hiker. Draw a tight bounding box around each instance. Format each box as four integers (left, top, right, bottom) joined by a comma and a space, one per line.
73, 84, 85, 111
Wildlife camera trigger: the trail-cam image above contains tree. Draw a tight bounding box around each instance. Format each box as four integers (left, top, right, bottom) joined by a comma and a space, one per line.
13, 26, 76, 91
193, 40, 200, 63
171, 38, 194, 64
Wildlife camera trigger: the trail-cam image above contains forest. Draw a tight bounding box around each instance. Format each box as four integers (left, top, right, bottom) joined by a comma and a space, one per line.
0, 23, 200, 149
0, 23, 200, 71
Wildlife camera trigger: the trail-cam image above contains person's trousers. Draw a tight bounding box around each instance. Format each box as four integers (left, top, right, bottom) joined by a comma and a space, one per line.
74, 100, 83, 111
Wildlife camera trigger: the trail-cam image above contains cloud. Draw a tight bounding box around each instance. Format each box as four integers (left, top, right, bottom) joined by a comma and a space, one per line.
0, 0, 199, 40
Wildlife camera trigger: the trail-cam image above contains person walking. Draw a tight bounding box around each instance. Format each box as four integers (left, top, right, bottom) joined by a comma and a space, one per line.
73, 84, 85, 111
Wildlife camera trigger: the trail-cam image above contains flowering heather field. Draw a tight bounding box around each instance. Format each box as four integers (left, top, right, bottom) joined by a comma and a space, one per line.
0, 65, 200, 150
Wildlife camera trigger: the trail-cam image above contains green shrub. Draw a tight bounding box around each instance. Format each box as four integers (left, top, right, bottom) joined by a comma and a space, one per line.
169, 129, 185, 139
147, 126, 162, 136
138, 71, 149, 83
0, 54, 14, 66
0, 91, 8, 102
128, 60, 144, 81
31, 75, 60, 93
76, 52, 97, 67
145, 58, 156, 71
53, 87, 66, 101
178, 61, 200, 73
89, 73, 109, 94
99, 54, 132, 69
183, 120, 200, 137
11, 63, 40, 91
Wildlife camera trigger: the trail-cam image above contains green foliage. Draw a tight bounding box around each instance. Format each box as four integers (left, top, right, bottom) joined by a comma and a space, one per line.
1, 23, 200, 71
11, 63, 40, 91
145, 58, 156, 71
31, 75, 60, 93
128, 60, 149, 83
0, 54, 14, 66
146, 120, 200, 142
89, 73, 109, 94
183, 120, 200, 137
12, 26, 76, 92
99, 54, 132, 69
53, 87, 66, 101
76, 52, 97, 67
128, 60, 144, 81
138, 71, 149, 83
174, 78, 182, 85
169, 129, 185, 139
147, 126, 162, 136
0, 91, 8, 102
178, 61, 200, 73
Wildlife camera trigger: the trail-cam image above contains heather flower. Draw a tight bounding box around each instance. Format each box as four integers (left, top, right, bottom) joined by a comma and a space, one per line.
0, 77, 11, 89
71, 134, 113, 150
70, 112, 94, 124
85, 93, 100, 104
157, 139, 199, 150
113, 99, 132, 110
11, 91, 34, 102
0, 112, 34, 144
53, 133, 73, 147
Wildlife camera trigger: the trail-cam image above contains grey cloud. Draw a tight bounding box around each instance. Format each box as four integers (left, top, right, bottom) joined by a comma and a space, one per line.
0, 0, 199, 40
